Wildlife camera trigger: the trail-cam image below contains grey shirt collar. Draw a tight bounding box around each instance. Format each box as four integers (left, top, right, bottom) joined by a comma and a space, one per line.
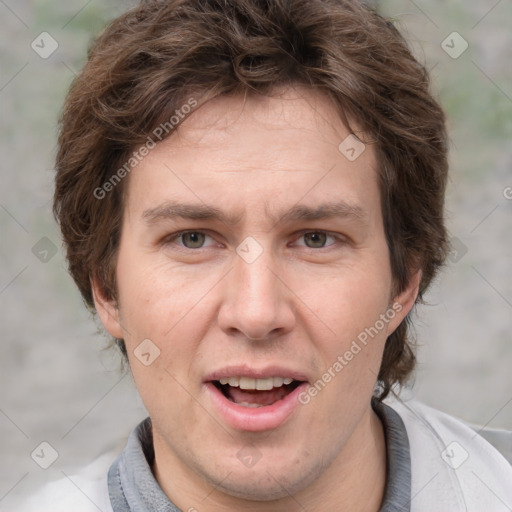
108, 397, 411, 511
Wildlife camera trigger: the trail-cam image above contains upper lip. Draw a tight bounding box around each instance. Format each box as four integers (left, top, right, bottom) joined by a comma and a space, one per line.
204, 364, 310, 383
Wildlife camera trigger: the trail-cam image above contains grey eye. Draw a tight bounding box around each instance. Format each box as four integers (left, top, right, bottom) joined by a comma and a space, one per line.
303, 232, 328, 248
180, 232, 206, 249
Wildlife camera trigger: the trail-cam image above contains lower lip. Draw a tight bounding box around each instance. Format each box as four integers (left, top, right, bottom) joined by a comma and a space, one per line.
204, 382, 309, 432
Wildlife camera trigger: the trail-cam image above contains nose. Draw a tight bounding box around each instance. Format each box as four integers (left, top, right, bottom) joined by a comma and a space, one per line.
217, 244, 296, 342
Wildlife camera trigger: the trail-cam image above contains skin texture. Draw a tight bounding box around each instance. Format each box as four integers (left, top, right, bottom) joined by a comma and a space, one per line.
93, 85, 420, 512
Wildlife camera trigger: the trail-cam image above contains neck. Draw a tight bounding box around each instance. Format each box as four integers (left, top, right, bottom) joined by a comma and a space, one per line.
153, 405, 387, 512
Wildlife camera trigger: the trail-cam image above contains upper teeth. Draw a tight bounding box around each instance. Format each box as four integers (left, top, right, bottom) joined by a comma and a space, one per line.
218, 376, 294, 390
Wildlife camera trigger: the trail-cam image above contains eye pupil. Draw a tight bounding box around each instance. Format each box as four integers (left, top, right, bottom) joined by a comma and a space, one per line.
304, 232, 327, 248
182, 232, 205, 248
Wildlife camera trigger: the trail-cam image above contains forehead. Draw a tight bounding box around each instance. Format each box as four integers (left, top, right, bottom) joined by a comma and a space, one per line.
162, 86, 366, 161
123, 86, 380, 225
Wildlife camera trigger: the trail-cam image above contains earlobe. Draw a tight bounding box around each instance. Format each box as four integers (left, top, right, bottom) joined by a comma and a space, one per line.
387, 269, 422, 334
91, 276, 124, 339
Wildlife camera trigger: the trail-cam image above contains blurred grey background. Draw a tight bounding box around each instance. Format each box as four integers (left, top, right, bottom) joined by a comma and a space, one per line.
0, 0, 511, 508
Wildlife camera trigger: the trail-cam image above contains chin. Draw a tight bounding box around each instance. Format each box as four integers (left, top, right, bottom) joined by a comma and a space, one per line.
206, 458, 322, 502
217, 479, 295, 502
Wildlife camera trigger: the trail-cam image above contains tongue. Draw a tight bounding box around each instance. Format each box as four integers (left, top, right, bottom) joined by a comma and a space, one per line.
227, 385, 292, 406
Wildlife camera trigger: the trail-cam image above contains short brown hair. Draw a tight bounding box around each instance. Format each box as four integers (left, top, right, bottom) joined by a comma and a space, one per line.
53, 0, 449, 400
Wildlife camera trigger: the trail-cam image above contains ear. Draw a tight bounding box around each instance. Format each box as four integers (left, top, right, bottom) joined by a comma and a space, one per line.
386, 269, 422, 335
91, 276, 124, 339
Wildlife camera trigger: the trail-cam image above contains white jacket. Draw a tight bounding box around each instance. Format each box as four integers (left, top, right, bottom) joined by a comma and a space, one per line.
16, 397, 512, 512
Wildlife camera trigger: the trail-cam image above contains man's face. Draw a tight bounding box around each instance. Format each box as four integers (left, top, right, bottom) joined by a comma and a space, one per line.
94, 86, 416, 504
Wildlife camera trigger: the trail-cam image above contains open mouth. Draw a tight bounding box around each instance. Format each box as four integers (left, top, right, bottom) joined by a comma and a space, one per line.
212, 377, 304, 408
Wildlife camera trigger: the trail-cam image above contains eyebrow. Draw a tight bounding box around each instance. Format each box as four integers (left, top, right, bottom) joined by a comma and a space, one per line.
141, 200, 368, 227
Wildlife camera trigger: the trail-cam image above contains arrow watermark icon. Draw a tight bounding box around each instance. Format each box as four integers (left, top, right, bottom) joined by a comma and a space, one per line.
31, 32, 59, 59
31, 237, 58, 263
338, 134, 365, 161
134, 339, 161, 366
236, 236, 263, 264
31, 441, 59, 469
441, 32, 468, 59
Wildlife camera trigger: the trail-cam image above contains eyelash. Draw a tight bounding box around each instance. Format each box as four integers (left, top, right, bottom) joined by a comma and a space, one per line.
163, 230, 346, 251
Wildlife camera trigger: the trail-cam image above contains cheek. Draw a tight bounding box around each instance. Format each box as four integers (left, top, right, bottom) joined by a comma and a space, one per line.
115, 252, 216, 388
115, 247, 199, 336
306, 261, 392, 333
302, 260, 392, 383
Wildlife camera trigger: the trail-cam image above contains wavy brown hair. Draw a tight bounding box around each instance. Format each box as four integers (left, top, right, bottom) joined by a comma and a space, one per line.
53, 0, 449, 400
